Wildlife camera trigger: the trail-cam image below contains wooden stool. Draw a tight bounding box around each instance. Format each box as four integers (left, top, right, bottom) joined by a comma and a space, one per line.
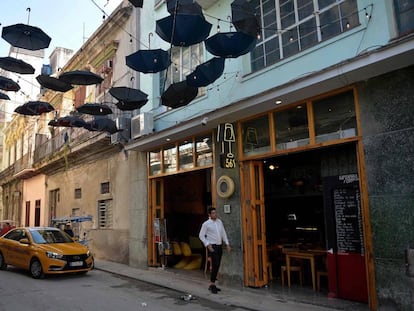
281, 265, 303, 287
204, 248, 212, 276
317, 271, 328, 291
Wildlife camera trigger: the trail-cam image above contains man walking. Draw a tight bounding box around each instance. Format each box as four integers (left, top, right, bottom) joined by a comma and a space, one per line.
199, 207, 231, 294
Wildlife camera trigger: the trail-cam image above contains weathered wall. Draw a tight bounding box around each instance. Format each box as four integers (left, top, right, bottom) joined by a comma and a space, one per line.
89, 229, 129, 264
358, 66, 414, 310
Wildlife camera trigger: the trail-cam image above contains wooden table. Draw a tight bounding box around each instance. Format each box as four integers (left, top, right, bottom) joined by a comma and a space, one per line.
285, 250, 326, 290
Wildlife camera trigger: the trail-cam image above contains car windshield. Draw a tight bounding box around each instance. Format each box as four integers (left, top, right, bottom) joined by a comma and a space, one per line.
30, 229, 74, 244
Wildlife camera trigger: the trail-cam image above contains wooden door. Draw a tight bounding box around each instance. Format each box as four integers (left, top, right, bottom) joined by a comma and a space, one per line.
148, 178, 164, 266
240, 161, 268, 287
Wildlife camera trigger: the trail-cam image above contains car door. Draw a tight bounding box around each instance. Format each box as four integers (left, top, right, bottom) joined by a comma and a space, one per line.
4, 229, 27, 268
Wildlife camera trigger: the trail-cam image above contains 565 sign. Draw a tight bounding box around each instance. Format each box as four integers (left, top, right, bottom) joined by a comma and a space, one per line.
217, 123, 237, 169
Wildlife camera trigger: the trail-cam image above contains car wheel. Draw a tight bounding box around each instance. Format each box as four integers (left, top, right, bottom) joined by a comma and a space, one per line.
0, 252, 7, 270
30, 259, 44, 279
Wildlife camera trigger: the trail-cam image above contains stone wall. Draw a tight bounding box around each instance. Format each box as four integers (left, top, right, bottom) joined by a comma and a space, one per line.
358, 66, 414, 310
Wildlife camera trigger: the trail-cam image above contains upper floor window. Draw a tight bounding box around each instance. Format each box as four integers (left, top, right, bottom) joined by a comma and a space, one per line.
394, 0, 414, 35
250, 0, 359, 72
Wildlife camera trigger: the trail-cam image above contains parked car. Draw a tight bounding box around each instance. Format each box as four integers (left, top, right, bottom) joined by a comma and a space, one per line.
0, 227, 94, 278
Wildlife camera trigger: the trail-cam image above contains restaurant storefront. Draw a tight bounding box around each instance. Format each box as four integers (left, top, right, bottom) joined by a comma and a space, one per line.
145, 85, 375, 306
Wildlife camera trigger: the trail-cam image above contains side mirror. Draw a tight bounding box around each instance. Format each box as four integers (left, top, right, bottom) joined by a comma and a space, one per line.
19, 238, 30, 245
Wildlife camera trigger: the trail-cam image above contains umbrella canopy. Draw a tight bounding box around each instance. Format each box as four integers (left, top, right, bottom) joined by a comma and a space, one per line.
0, 57, 35, 74
156, 12, 212, 47
1, 23, 51, 51
59, 70, 103, 85
77, 103, 113, 115
126, 49, 170, 74
231, 0, 261, 37
161, 80, 198, 109
36, 75, 73, 92
15, 100, 54, 116
85, 117, 120, 134
0, 92, 10, 100
128, 0, 143, 7
186, 57, 225, 87
167, 0, 200, 14
205, 32, 257, 58
109, 87, 148, 105
48, 115, 87, 128
0, 76, 20, 92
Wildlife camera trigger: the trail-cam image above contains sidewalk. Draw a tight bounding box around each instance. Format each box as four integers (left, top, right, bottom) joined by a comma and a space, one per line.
95, 260, 369, 311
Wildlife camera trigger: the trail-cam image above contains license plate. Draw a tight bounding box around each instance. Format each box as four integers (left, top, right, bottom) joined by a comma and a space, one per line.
69, 261, 83, 267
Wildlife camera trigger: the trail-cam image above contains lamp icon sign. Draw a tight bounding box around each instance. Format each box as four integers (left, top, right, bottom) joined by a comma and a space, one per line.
217, 123, 236, 169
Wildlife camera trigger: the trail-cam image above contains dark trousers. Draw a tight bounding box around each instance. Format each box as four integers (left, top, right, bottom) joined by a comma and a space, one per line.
208, 244, 223, 283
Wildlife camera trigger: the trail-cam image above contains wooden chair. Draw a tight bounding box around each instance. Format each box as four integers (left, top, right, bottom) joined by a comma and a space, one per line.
281, 265, 303, 287
317, 270, 328, 291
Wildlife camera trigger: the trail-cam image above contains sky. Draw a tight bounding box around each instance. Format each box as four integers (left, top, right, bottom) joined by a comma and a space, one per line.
0, 0, 123, 59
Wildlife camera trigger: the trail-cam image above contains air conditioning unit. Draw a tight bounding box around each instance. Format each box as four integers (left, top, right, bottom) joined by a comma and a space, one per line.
131, 112, 153, 139
110, 117, 131, 144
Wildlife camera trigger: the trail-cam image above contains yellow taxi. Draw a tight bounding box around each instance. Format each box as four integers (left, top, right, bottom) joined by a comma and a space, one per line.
0, 227, 94, 278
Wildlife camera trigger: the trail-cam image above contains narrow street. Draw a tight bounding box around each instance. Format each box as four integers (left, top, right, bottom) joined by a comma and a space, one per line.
0, 268, 255, 311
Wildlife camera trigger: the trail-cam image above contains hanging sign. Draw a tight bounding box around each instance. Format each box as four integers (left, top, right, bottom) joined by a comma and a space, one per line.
217, 123, 236, 169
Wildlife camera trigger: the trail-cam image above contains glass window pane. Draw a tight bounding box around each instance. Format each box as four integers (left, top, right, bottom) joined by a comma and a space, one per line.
242, 115, 271, 156
274, 104, 310, 150
299, 19, 318, 50
297, 0, 314, 20
179, 140, 194, 170
320, 7, 341, 40
313, 91, 357, 143
280, 0, 295, 28
150, 150, 162, 175
196, 135, 213, 166
163, 145, 177, 173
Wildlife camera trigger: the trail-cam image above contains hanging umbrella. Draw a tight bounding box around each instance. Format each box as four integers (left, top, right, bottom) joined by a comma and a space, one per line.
15, 100, 54, 116
0, 76, 20, 92
167, 0, 200, 14
0, 92, 10, 100
0, 57, 35, 74
48, 115, 87, 128
205, 32, 257, 58
109, 87, 148, 105
231, 0, 261, 37
59, 70, 103, 85
36, 75, 73, 92
114, 101, 145, 111
128, 0, 143, 7
126, 49, 171, 74
1, 23, 51, 51
186, 57, 225, 87
77, 103, 113, 115
161, 80, 198, 108
85, 117, 120, 134
156, 10, 212, 47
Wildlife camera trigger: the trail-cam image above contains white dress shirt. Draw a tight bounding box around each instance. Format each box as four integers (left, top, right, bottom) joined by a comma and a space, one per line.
199, 218, 229, 247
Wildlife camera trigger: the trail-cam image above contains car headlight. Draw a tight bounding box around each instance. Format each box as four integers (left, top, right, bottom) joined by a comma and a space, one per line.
46, 251, 64, 259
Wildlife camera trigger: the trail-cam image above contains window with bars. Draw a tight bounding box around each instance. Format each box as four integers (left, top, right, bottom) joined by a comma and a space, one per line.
74, 188, 82, 199
98, 199, 112, 229
250, 0, 359, 72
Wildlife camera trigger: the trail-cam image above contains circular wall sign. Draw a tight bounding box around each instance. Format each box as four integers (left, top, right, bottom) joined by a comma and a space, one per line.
216, 175, 235, 199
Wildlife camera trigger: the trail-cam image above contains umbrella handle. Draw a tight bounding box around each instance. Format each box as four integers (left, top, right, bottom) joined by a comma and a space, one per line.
26, 7, 31, 25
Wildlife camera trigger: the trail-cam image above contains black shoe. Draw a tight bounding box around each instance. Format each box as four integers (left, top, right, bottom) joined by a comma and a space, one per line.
209, 285, 218, 294
215, 286, 221, 291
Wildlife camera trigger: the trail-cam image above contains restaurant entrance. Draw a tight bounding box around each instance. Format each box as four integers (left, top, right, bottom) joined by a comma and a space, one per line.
257, 143, 368, 302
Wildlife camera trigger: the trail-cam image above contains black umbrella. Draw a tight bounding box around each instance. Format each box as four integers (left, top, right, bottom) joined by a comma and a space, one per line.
128, 0, 143, 7
205, 32, 257, 58
126, 49, 171, 73
36, 75, 73, 92
167, 0, 200, 14
161, 80, 198, 108
59, 70, 103, 85
0, 76, 20, 92
77, 103, 113, 115
186, 57, 225, 87
231, 0, 261, 37
0, 92, 10, 100
0, 57, 35, 74
85, 117, 120, 134
156, 10, 212, 47
109, 86, 148, 110
48, 115, 87, 128
15, 100, 54, 116
1, 23, 51, 51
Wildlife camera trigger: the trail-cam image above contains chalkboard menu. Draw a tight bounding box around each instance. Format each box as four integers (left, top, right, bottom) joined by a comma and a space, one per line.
323, 174, 365, 254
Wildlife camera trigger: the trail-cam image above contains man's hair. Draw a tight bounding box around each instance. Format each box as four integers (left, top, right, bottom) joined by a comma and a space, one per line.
207, 207, 216, 215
